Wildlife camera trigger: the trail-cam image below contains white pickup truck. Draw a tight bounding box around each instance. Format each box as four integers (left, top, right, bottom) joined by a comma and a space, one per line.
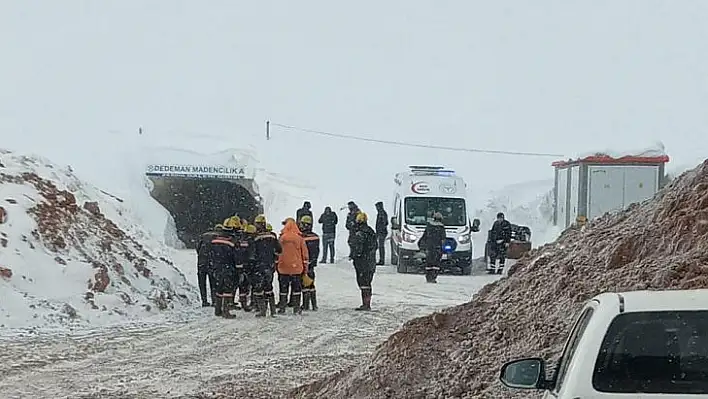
500, 289, 708, 398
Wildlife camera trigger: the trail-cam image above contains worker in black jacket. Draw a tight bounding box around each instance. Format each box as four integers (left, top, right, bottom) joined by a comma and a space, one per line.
196, 224, 220, 307
299, 215, 320, 311
488, 212, 512, 274
296, 201, 313, 222
318, 206, 338, 263
374, 201, 388, 265
252, 215, 282, 317
418, 212, 446, 283
345, 201, 360, 259
350, 212, 377, 311
210, 225, 241, 318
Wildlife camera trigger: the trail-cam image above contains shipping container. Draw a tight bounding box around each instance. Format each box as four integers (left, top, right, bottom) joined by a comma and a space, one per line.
552, 154, 669, 228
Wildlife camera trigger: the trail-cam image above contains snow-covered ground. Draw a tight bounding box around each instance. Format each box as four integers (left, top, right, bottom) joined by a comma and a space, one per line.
0, 253, 503, 398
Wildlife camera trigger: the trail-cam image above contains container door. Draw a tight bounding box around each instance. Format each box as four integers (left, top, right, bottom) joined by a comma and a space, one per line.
569, 166, 580, 224
623, 166, 658, 207
557, 168, 568, 228
587, 166, 624, 219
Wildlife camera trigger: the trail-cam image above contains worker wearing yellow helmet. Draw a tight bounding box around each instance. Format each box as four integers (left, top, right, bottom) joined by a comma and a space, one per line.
298, 215, 320, 311
250, 214, 283, 317
350, 210, 377, 311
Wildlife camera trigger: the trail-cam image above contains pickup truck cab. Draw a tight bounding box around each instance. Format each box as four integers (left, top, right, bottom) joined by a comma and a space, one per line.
500, 289, 708, 398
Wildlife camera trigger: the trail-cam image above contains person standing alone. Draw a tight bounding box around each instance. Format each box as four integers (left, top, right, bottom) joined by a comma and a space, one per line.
318, 206, 338, 263
374, 201, 388, 266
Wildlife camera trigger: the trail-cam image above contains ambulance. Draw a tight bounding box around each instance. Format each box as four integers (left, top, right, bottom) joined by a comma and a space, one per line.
389, 166, 480, 275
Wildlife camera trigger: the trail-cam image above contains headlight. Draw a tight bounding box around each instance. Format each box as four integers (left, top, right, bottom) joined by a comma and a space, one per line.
402, 231, 418, 243
458, 233, 471, 244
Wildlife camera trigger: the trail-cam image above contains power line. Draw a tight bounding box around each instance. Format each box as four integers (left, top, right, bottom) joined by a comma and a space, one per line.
267, 121, 565, 157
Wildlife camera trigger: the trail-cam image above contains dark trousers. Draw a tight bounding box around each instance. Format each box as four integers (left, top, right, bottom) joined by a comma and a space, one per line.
279, 274, 303, 302
489, 243, 507, 267
353, 259, 375, 292
376, 234, 386, 263
425, 251, 441, 282
215, 265, 237, 297
236, 268, 252, 303
321, 233, 335, 262
253, 266, 275, 297
197, 265, 216, 304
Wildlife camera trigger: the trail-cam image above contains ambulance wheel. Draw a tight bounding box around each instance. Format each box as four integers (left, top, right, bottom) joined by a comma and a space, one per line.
461, 265, 472, 275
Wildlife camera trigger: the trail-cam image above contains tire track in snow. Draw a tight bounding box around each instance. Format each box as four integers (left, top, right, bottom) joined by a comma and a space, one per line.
0, 259, 501, 399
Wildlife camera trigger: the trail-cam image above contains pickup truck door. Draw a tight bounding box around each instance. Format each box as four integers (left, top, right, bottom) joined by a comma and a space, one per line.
544, 301, 598, 398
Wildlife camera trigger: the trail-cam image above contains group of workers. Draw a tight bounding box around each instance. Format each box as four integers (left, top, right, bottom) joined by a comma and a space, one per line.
196, 206, 379, 317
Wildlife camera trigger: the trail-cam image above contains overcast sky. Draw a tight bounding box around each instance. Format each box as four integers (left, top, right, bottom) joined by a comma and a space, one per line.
2, 1, 707, 205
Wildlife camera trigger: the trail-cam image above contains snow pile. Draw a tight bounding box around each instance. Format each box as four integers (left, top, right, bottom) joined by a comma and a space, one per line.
0, 149, 198, 332
473, 178, 560, 250
290, 159, 708, 399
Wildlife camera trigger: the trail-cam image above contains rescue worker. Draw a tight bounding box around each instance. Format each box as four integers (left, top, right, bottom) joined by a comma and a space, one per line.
277, 218, 308, 314
221, 216, 243, 310
375, 201, 388, 265
345, 201, 360, 259
317, 206, 338, 263
298, 215, 320, 311
276, 217, 295, 308
238, 223, 258, 312
296, 201, 313, 222
196, 224, 220, 306
210, 224, 241, 318
350, 212, 377, 311
418, 212, 446, 283
252, 215, 282, 317
488, 212, 512, 274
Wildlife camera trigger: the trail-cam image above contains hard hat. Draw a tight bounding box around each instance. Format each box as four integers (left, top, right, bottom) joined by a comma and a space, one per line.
356, 212, 367, 223
245, 224, 257, 234
300, 215, 313, 224
433, 212, 443, 221
214, 223, 224, 230
220, 225, 234, 232
223, 216, 241, 229
254, 214, 266, 224
266, 223, 273, 232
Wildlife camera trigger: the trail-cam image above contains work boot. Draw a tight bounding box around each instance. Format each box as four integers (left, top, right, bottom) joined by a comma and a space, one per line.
255, 296, 267, 318
214, 296, 223, 317
287, 294, 295, 308
355, 290, 371, 311
310, 290, 318, 311
267, 294, 277, 317
222, 297, 236, 319
497, 263, 505, 275
277, 293, 288, 314
292, 293, 302, 314
320, 258, 327, 264
301, 292, 311, 311
239, 295, 252, 312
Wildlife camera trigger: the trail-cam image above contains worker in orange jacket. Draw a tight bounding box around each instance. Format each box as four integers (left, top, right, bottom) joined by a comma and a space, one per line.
277, 218, 309, 314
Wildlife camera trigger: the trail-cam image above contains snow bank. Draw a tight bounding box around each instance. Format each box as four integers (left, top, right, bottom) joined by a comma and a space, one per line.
0, 149, 199, 333
472, 178, 560, 252
291, 159, 708, 398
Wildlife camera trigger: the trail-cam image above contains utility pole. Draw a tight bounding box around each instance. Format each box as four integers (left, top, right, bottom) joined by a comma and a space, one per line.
266, 120, 270, 140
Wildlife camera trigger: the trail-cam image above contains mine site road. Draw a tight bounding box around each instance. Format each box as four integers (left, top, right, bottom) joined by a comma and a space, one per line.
0, 259, 504, 399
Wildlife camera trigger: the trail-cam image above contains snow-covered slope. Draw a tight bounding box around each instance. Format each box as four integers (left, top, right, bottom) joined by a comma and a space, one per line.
0, 150, 199, 332
472, 178, 560, 253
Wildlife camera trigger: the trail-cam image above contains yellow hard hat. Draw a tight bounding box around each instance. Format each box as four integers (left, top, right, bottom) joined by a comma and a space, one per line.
356, 212, 367, 223
300, 215, 313, 224
254, 214, 266, 224
214, 223, 224, 230
266, 223, 273, 232
223, 216, 241, 229
245, 224, 257, 234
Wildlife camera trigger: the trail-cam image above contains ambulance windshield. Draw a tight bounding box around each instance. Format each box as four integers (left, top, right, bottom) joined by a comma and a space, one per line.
404, 197, 466, 226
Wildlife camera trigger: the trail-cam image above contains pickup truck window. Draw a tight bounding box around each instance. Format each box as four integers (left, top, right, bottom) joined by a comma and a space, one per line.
593, 311, 708, 394
553, 307, 595, 391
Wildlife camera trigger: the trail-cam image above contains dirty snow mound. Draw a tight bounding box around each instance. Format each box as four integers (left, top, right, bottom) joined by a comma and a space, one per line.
0, 149, 198, 333
290, 159, 708, 399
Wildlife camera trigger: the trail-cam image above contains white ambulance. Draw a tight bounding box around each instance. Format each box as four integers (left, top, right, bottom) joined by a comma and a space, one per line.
390, 166, 480, 275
